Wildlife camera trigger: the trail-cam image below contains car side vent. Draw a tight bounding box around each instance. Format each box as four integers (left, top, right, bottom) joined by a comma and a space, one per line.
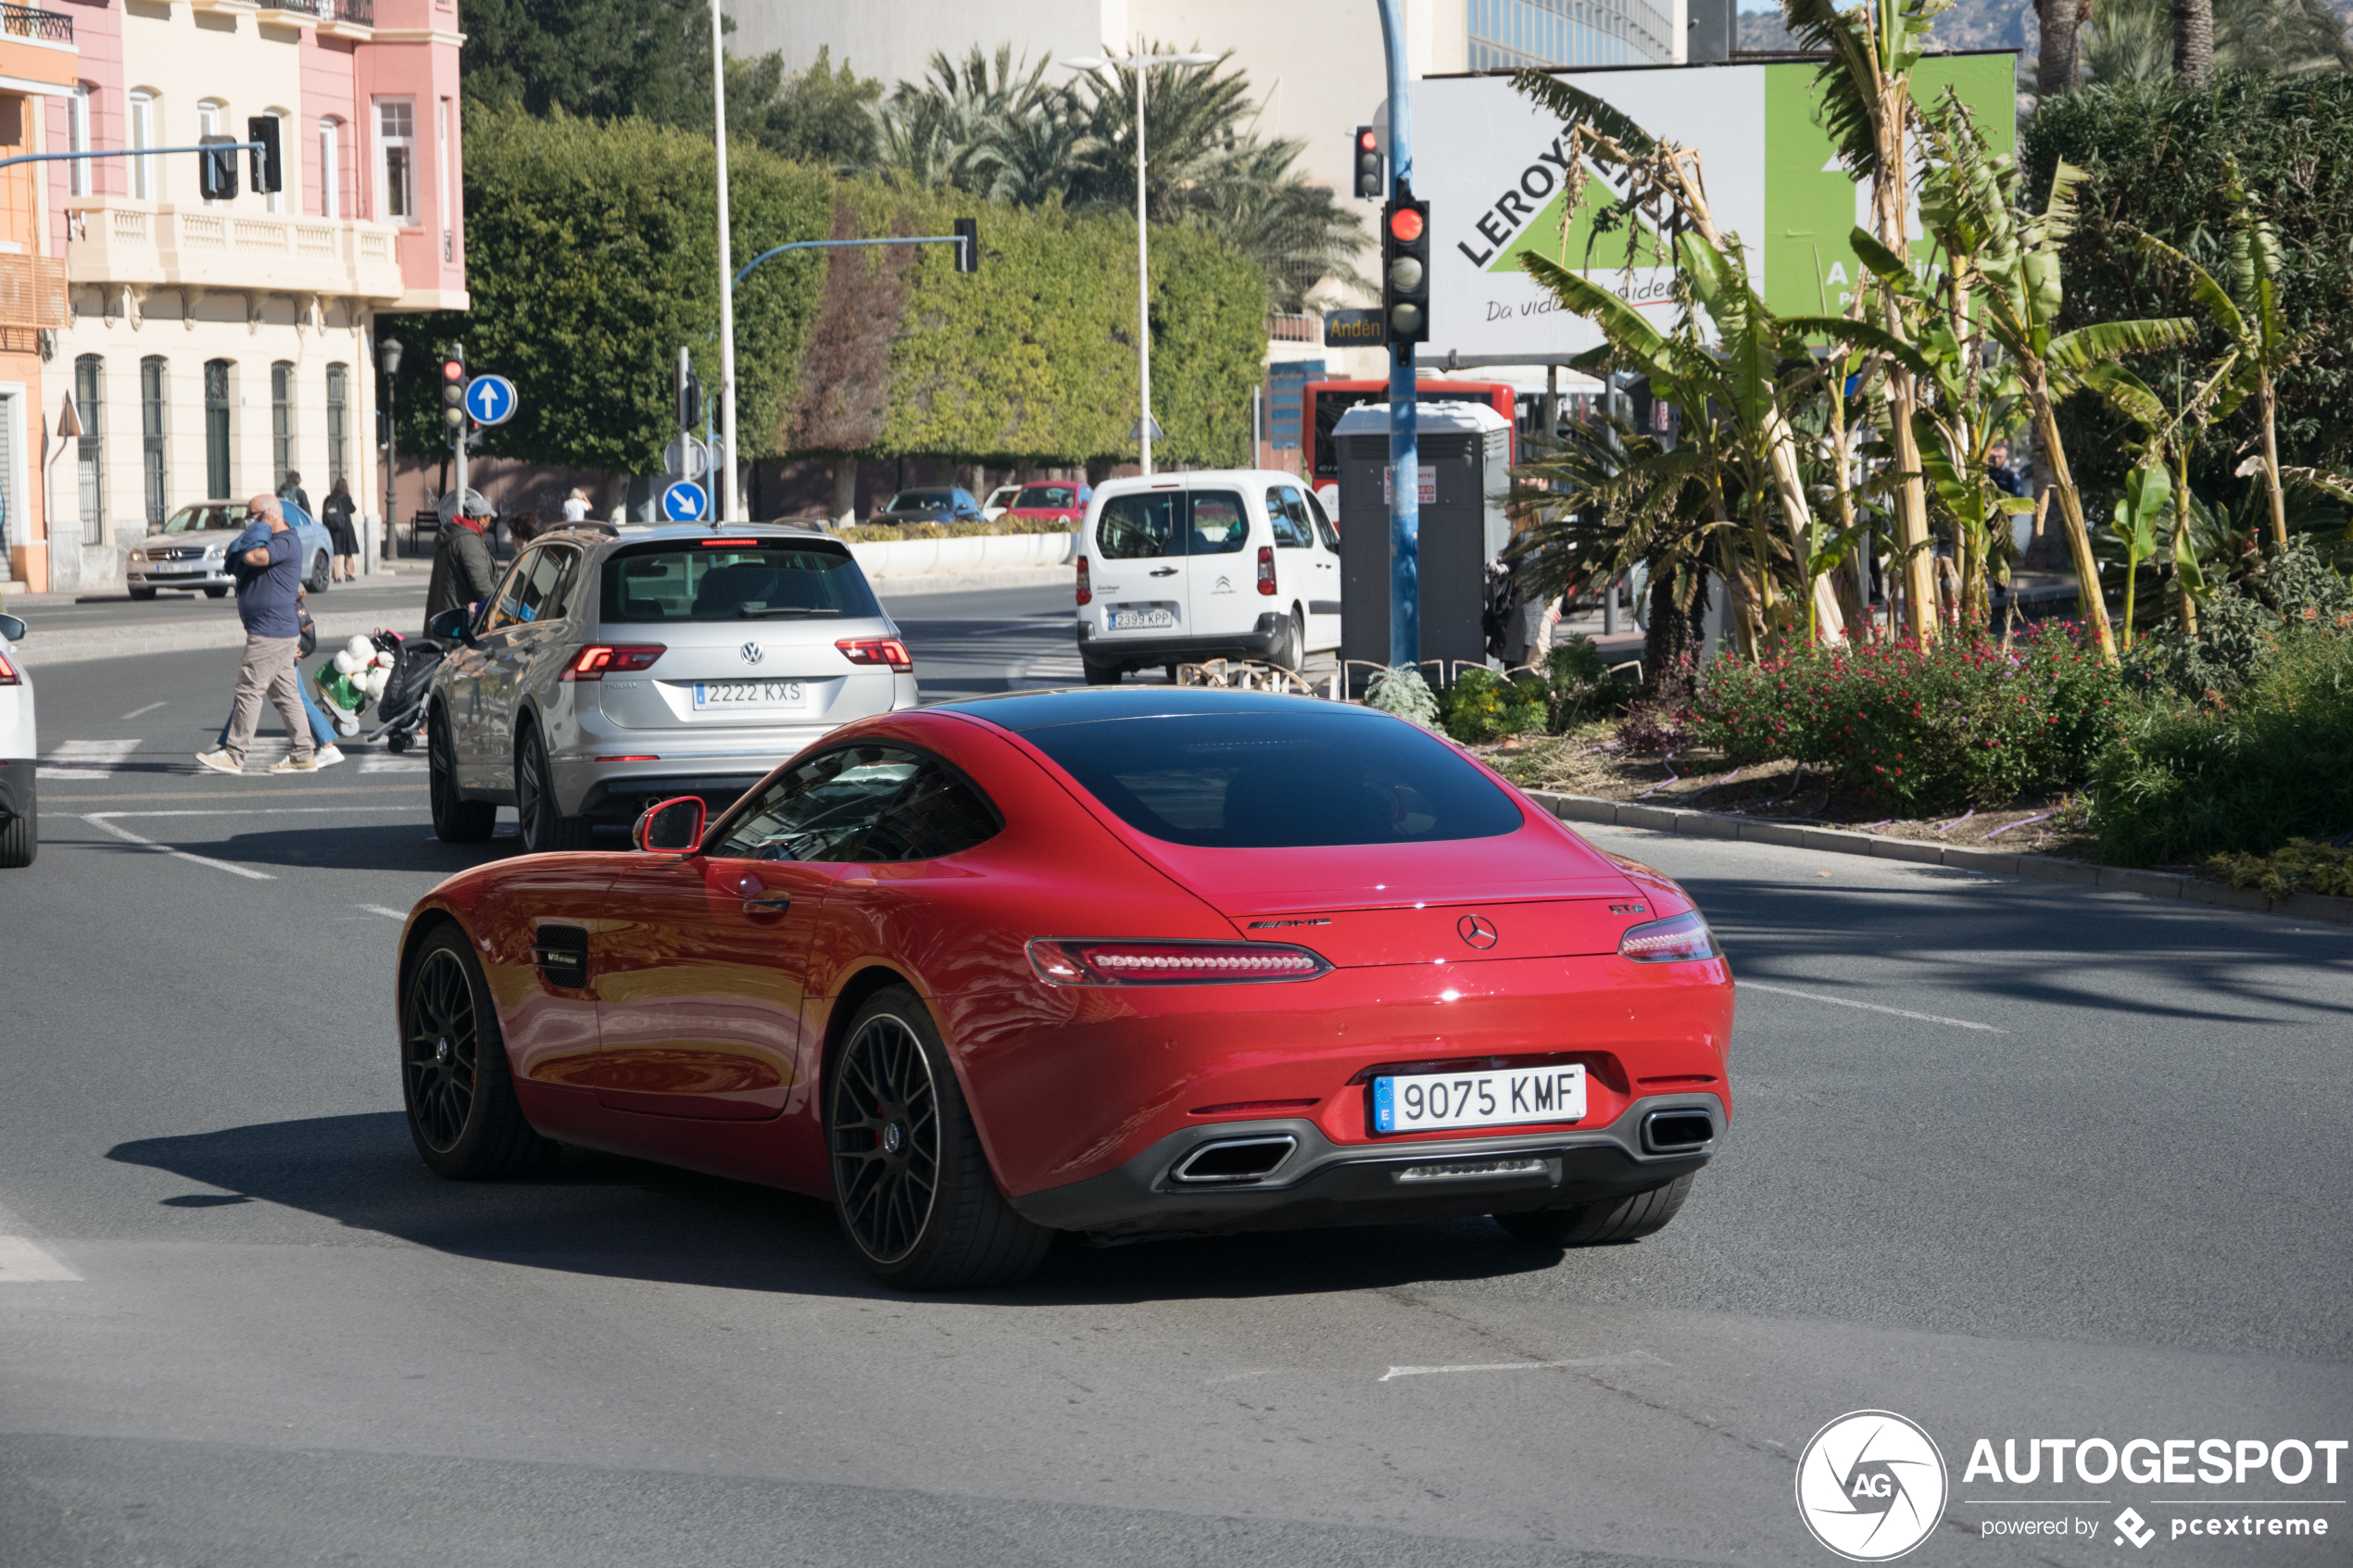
532, 923, 589, 986
1170, 1135, 1298, 1185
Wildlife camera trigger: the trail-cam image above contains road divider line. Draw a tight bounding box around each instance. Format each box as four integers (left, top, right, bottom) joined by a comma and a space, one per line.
1740, 981, 2005, 1034
0, 1235, 82, 1283
83, 814, 274, 879
1378, 1351, 1668, 1382
359, 904, 408, 920
119, 700, 169, 721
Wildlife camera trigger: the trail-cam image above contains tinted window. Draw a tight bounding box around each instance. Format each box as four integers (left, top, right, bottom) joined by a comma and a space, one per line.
486, 546, 579, 631
1303, 487, 1340, 553
1187, 492, 1248, 555
600, 544, 879, 623
1266, 486, 1313, 548
1095, 492, 1180, 560
1016, 484, 1078, 508
714, 744, 1000, 863
885, 489, 954, 511
1025, 710, 1523, 847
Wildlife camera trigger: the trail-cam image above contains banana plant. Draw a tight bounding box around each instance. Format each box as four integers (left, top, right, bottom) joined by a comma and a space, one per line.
2079, 355, 2241, 636
2108, 460, 2171, 649
1902, 97, 2197, 664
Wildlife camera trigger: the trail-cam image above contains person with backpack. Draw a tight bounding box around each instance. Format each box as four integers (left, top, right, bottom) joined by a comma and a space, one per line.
424, 495, 499, 632
195, 496, 320, 776
321, 476, 360, 583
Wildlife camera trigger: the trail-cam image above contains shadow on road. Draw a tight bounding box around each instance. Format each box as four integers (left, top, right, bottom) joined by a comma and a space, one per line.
74, 821, 577, 874
106, 1111, 1567, 1304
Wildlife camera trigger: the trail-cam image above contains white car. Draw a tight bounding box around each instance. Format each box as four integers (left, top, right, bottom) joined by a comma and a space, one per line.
1074, 470, 1342, 684
980, 484, 1022, 521
0, 611, 33, 867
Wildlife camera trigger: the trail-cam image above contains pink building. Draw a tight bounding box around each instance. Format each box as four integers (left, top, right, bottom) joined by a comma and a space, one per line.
31, 0, 466, 590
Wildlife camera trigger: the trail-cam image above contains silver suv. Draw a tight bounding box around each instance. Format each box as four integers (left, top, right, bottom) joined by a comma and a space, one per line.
426, 523, 918, 850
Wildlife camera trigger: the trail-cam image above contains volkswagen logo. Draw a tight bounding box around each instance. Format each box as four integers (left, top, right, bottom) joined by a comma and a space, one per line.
738, 641, 764, 666
1457, 914, 1499, 949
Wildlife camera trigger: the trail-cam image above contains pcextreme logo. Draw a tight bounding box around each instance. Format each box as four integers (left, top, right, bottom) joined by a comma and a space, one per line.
1796, 1411, 1949, 1562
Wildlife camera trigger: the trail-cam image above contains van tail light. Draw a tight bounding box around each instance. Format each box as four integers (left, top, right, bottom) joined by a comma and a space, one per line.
0, 649, 18, 685
1618, 911, 1719, 962
1027, 938, 1330, 985
560, 644, 665, 682
837, 637, 913, 672
1076, 555, 1092, 607
1257, 546, 1277, 596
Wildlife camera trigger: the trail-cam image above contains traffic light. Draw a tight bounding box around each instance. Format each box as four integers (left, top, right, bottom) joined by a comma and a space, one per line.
440, 349, 467, 439
675, 354, 703, 432
1353, 125, 1383, 200
1381, 184, 1430, 345
197, 136, 238, 202
247, 116, 283, 195
953, 217, 978, 274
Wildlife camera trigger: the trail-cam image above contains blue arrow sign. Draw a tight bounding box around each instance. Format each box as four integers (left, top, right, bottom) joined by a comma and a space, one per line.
661, 481, 709, 522
464, 373, 518, 426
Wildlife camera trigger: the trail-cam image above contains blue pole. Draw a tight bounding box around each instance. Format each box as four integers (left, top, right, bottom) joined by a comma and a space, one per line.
1376, 0, 1418, 670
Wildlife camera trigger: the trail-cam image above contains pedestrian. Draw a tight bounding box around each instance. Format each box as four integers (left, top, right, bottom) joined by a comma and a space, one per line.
423, 493, 500, 632
277, 470, 314, 521
1987, 437, 2027, 499
210, 592, 344, 766
561, 486, 593, 523
321, 476, 359, 582
508, 510, 542, 547
195, 495, 320, 776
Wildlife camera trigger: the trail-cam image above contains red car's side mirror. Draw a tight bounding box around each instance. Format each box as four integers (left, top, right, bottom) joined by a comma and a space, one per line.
635, 795, 705, 854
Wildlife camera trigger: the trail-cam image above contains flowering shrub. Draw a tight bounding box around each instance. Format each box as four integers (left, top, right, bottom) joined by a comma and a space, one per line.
1689, 624, 2123, 812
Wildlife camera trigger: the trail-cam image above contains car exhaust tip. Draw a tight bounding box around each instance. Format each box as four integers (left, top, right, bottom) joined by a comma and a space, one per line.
1169, 1135, 1298, 1185
1642, 1110, 1715, 1154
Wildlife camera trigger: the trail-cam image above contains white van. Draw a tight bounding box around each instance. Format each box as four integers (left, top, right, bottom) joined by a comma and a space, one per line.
1075, 470, 1342, 684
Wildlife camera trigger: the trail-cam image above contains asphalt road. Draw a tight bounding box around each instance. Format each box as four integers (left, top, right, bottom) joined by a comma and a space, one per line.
3, 587, 2348, 1568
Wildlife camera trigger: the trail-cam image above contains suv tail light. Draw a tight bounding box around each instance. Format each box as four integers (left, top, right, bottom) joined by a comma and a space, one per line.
1256, 546, 1277, 596
1027, 938, 1330, 985
1076, 555, 1092, 607
559, 644, 665, 683
837, 637, 913, 672
1618, 911, 1718, 962
0, 650, 18, 686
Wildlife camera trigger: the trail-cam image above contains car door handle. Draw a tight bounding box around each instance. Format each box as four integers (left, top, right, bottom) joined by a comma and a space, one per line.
740, 892, 792, 918
1149, 567, 1178, 577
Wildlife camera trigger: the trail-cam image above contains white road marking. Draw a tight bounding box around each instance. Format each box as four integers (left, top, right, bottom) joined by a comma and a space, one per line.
360, 755, 426, 773
1378, 1351, 1669, 1382
84, 814, 274, 879
358, 904, 408, 920
1740, 981, 2006, 1035
82, 806, 427, 881
40, 738, 143, 780
0, 1235, 81, 1283
119, 700, 169, 721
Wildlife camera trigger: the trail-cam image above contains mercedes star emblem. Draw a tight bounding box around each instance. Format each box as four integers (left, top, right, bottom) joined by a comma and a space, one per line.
1457, 914, 1500, 949
739, 641, 764, 665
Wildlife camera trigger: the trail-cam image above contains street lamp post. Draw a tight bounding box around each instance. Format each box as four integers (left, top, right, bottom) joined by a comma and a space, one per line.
381, 335, 403, 563
1061, 40, 1215, 479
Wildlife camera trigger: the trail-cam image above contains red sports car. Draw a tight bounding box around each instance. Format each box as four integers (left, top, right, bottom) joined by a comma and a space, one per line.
396, 689, 1733, 1290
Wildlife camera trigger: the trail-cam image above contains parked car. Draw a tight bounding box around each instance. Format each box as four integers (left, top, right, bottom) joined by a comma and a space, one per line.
1075, 470, 1342, 684
392, 687, 1730, 1290
870, 487, 984, 527
1000, 482, 1092, 529
125, 500, 335, 600
979, 484, 1022, 521
422, 522, 919, 853
0, 611, 32, 867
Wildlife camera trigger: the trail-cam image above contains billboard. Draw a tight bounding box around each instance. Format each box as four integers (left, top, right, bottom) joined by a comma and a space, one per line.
1420, 56, 2017, 358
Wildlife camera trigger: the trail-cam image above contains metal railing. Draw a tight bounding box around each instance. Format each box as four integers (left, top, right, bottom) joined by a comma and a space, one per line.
1266, 312, 1317, 344
1, 5, 73, 42
252, 0, 369, 20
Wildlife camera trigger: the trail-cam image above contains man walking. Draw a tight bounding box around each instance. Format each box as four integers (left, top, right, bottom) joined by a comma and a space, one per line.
424, 494, 500, 632
195, 496, 319, 776
277, 470, 313, 521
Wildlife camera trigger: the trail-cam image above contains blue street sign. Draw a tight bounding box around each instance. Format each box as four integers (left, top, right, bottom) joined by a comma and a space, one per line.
661, 481, 709, 522
464, 373, 519, 426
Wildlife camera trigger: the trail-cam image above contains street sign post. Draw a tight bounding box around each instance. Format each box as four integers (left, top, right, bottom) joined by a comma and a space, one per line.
464, 373, 518, 427
661, 481, 710, 522
663, 435, 710, 482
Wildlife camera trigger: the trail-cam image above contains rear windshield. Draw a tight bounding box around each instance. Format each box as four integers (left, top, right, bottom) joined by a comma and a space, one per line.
1015, 484, 1079, 508
885, 490, 954, 511
600, 543, 880, 623
1022, 710, 1525, 847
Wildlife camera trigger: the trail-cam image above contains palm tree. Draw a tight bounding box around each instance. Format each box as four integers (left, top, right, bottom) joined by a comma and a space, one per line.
1187, 138, 1370, 313
2082, 0, 2353, 79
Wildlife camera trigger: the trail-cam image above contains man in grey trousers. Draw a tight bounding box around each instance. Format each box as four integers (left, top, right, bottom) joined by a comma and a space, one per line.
195, 495, 319, 776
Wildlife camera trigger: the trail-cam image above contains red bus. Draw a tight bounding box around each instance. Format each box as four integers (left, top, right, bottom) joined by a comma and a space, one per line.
1302, 380, 1518, 484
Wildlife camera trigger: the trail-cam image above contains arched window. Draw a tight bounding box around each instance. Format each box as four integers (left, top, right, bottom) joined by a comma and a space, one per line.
129, 90, 159, 201
140, 357, 168, 528
74, 355, 102, 544
318, 117, 342, 219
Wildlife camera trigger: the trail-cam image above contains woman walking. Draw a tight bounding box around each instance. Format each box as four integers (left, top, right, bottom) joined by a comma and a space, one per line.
321, 476, 360, 583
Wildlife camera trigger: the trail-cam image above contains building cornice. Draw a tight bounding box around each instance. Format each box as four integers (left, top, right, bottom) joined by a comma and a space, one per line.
366, 27, 466, 44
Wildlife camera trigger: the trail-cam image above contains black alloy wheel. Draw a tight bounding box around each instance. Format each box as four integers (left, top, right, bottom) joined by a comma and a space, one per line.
428, 708, 495, 843
399, 927, 560, 1179
308, 552, 331, 593
516, 723, 593, 852
825, 986, 1052, 1290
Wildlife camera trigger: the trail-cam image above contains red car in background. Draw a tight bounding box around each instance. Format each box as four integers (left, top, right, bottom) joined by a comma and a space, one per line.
396, 689, 1732, 1291
1000, 481, 1092, 528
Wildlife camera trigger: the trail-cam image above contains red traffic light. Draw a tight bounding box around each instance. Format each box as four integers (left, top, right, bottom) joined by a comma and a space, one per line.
1389, 207, 1425, 244
441, 359, 464, 382
1358, 128, 1378, 151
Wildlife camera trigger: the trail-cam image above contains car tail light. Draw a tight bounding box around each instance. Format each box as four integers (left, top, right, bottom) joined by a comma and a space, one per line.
1027, 938, 1330, 985
837, 637, 913, 672
1257, 546, 1277, 596
699, 538, 760, 546
1076, 555, 1092, 607
0, 650, 18, 685
560, 644, 665, 682
1618, 911, 1718, 962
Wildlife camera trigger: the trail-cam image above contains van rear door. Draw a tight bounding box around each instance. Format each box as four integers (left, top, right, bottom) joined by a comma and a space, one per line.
1181, 488, 1253, 641
1088, 489, 1188, 646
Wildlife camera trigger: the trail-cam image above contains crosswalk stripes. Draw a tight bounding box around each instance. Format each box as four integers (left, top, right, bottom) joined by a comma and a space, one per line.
359, 755, 426, 773
39, 738, 143, 780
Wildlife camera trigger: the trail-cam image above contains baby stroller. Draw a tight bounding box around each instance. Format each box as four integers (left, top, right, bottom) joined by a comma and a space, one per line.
364, 633, 450, 754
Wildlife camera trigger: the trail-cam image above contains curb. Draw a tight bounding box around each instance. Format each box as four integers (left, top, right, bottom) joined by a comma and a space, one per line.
1525, 789, 2353, 928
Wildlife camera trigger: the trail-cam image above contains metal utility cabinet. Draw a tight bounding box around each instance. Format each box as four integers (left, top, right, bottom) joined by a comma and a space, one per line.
1333, 400, 1513, 673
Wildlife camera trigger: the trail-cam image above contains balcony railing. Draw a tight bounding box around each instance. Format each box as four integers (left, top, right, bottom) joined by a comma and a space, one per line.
1266, 312, 1318, 344
0, 5, 73, 42
254, 0, 370, 21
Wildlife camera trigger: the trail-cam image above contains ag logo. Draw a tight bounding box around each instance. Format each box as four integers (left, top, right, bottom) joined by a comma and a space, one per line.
1794, 1410, 1947, 1562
